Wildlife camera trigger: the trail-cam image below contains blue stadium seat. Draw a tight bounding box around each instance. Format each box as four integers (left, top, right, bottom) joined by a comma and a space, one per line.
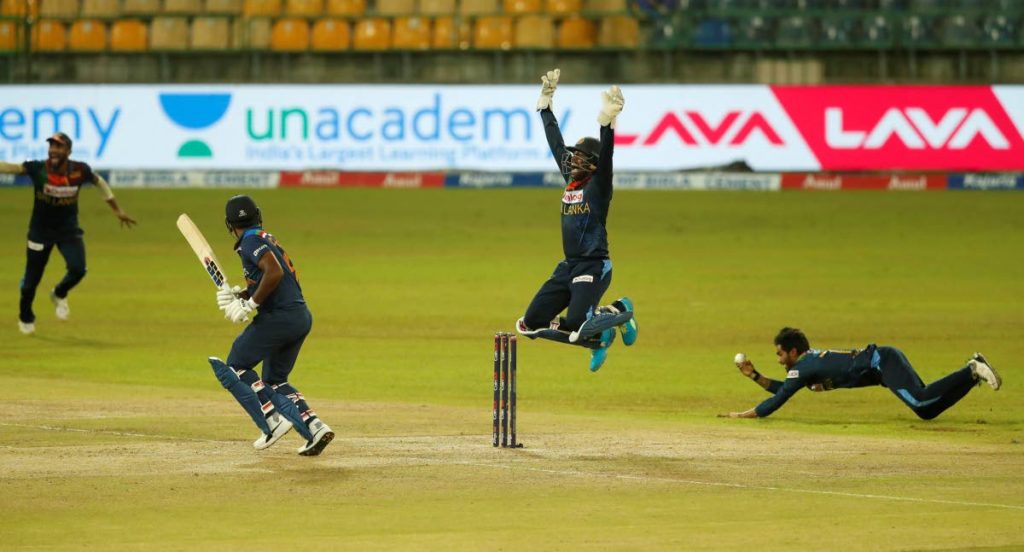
774, 15, 814, 49
940, 14, 979, 49
980, 14, 1015, 47
693, 17, 732, 48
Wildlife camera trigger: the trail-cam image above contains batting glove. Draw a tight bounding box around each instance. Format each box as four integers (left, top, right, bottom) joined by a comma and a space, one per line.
216, 285, 243, 310
536, 68, 560, 111
597, 85, 624, 128
224, 297, 257, 324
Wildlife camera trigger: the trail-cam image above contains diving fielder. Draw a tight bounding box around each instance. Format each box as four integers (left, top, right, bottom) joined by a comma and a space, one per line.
721, 327, 1002, 420
0, 132, 136, 335
211, 195, 334, 456
515, 69, 638, 372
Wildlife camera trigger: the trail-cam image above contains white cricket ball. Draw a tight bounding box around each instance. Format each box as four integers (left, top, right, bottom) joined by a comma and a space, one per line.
733, 353, 746, 366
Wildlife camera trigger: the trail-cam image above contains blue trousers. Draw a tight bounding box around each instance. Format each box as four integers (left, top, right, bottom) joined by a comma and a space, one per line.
19, 234, 87, 323
523, 258, 612, 332
876, 346, 977, 420
227, 307, 312, 385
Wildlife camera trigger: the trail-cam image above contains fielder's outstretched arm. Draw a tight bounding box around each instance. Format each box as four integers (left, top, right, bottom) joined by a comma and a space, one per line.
93, 174, 137, 228
736, 359, 784, 393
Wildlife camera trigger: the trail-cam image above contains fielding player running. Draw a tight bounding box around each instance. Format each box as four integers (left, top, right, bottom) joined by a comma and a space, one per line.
515, 68, 638, 372
210, 195, 334, 456
0, 132, 136, 335
721, 327, 1002, 420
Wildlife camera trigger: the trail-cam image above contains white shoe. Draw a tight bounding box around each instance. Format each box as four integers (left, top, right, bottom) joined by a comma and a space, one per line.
253, 413, 293, 450
970, 353, 1002, 391
50, 290, 69, 321
297, 419, 334, 456
18, 321, 35, 335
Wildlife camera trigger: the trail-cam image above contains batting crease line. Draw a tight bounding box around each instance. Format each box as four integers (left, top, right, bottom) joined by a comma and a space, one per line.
6, 423, 1023, 512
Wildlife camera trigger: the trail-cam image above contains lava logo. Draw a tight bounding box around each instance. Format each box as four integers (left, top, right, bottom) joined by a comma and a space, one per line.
159, 93, 232, 158
615, 111, 784, 147
825, 107, 1009, 150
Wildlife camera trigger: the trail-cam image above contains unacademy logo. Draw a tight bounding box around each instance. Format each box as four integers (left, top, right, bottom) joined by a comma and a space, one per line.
158, 93, 231, 158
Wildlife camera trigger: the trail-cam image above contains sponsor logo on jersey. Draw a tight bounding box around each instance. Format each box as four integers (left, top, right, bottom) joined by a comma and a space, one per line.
253, 244, 269, 258
572, 275, 594, 284
787, 369, 800, 378
43, 183, 79, 198
562, 190, 584, 204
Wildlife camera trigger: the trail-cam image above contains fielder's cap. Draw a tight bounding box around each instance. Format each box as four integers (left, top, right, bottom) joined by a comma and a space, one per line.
46, 132, 72, 148
566, 136, 600, 159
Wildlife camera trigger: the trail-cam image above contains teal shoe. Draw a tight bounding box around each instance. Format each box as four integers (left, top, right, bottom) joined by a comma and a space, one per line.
618, 297, 638, 346
589, 327, 617, 372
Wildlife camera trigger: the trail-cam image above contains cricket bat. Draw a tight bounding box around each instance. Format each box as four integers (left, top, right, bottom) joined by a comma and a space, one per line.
176, 213, 230, 290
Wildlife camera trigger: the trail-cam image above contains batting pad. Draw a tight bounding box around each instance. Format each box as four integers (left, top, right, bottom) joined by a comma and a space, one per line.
209, 357, 272, 435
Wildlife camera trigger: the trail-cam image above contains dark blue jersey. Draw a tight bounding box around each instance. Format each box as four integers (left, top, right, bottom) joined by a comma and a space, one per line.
541, 108, 614, 261
755, 346, 881, 418
234, 228, 306, 313
23, 160, 95, 240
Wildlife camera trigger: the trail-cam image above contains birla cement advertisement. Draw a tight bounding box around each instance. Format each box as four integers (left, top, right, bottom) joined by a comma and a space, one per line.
1, 85, 1023, 171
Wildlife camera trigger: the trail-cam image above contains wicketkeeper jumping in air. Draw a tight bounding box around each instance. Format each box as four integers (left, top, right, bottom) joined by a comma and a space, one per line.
210, 195, 334, 456
516, 69, 639, 372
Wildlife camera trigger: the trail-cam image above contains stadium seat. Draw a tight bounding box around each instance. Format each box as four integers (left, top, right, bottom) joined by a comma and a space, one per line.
206, 0, 243, 13
940, 14, 979, 49
545, 0, 581, 15
325, 0, 365, 15
514, 14, 553, 48
860, 14, 893, 48
431, 16, 470, 48
597, 15, 636, 48
734, 15, 772, 49
583, 0, 625, 14
110, 19, 148, 51
1, 0, 36, 17
238, 17, 272, 48
285, 0, 322, 15
32, 19, 66, 51
980, 15, 1014, 47
693, 17, 731, 48
392, 16, 430, 49
774, 15, 813, 49
473, 16, 512, 49
556, 15, 595, 48
80, 0, 120, 17
311, 18, 349, 50
901, 14, 936, 48
270, 18, 310, 50
419, 0, 454, 15
244, 0, 281, 16
191, 17, 232, 49
150, 16, 188, 50
819, 17, 855, 49
122, 0, 160, 15
504, 0, 541, 14
352, 17, 392, 49
376, 0, 415, 15
164, 0, 202, 12
0, 21, 17, 51
68, 19, 107, 50
460, 0, 498, 16
39, 0, 79, 18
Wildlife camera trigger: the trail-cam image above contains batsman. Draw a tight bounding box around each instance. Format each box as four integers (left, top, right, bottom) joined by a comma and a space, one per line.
210, 195, 334, 456
516, 69, 638, 372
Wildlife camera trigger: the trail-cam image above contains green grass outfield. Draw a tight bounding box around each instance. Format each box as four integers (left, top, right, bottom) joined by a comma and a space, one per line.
1, 187, 1022, 550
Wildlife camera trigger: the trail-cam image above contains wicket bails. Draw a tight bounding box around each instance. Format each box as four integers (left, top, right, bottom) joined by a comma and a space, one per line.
492, 332, 521, 448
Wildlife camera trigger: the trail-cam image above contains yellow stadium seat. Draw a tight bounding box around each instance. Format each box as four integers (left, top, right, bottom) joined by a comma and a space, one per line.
544, 0, 579, 14
419, 0, 452, 16
68, 19, 107, 50
324, 0, 364, 16
164, 0, 202, 13
191, 16, 231, 49
285, 0, 321, 15
270, 17, 309, 50
311, 18, 349, 50
39, 0, 79, 18
503, 0, 539, 14
150, 16, 188, 50
392, 16, 429, 49
236, 17, 271, 48
2, 0, 37, 17
110, 18, 147, 50
376, 0, 413, 15
459, 0, 496, 16
514, 14, 552, 48
0, 21, 18, 51
352, 17, 390, 50
122, 0, 160, 14
472, 15, 510, 49
244, 0, 280, 16
205, 0, 242, 13
597, 14, 635, 47
80, 0, 119, 17
556, 15, 594, 48
32, 19, 66, 50
584, 0, 623, 12
431, 16, 469, 49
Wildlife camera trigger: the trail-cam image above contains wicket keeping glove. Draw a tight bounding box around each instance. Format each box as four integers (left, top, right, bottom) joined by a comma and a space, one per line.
536, 68, 560, 111
224, 297, 257, 324
216, 285, 243, 310
597, 85, 624, 128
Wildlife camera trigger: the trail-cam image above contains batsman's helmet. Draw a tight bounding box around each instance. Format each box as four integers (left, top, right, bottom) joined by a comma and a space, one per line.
225, 195, 262, 231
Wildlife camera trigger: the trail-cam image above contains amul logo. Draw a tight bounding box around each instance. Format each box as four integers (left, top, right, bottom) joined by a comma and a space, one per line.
158, 93, 232, 158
